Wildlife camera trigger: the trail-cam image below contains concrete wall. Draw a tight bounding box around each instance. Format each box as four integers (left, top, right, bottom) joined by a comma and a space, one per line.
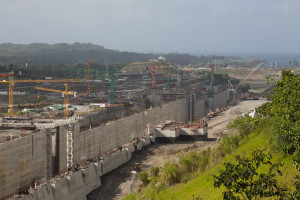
214, 90, 229, 110
194, 98, 205, 120
0, 129, 52, 199
69, 98, 188, 171
4, 90, 231, 199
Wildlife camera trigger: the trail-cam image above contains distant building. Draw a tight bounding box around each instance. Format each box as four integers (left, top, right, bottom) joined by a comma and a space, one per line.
149, 55, 166, 62
158, 56, 166, 62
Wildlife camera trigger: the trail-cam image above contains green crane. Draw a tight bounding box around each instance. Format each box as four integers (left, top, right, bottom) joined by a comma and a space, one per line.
110, 67, 116, 104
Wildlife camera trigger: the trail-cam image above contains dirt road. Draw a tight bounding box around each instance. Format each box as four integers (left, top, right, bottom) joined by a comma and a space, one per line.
89, 99, 267, 200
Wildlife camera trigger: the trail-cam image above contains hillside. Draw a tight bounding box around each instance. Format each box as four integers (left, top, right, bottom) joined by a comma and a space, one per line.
124, 69, 299, 200
0, 43, 223, 66
125, 122, 298, 200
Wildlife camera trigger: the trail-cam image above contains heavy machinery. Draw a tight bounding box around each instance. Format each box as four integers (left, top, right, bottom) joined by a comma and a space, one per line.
0, 79, 84, 116
34, 84, 75, 119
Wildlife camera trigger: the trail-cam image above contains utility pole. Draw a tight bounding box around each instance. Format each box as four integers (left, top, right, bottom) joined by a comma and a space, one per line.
110, 67, 116, 104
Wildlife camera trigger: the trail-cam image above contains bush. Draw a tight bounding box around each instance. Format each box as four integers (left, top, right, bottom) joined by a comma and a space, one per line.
163, 162, 182, 185
190, 151, 202, 171
227, 114, 259, 138
179, 155, 193, 173
150, 166, 159, 177
139, 171, 149, 185
218, 135, 241, 156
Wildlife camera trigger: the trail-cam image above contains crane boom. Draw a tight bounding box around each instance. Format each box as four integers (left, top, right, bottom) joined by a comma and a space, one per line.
34, 86, 74, 95
34, 84, 74, 118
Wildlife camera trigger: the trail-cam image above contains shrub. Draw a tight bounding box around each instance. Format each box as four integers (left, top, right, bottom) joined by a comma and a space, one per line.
163, 162, 182, 185
218, 135, 241, 156
139, 171, 149, 185
179, 155, 193, 173
227, 114, 259, 138
150, 166, 159, 177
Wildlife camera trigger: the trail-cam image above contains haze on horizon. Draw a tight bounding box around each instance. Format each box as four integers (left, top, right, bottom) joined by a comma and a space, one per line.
0, 0, 300, 54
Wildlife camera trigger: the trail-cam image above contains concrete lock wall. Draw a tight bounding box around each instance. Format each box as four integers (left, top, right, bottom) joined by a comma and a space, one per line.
194, 98, 205, 120
69, 98, 188, 170
4, 91, 232, 200
214, 90, 229, 110
0, 129, 52, 199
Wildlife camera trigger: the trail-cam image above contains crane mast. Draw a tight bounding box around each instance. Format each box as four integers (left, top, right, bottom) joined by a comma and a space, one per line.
151, 66, 156, 89
110, 67, 116, 104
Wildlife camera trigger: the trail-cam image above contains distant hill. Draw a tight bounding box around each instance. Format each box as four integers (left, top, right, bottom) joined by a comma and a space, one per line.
0, 43, 233, 66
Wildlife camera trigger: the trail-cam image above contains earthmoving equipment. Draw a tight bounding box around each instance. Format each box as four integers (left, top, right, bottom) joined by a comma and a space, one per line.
0, 79, 83, 116
133, 163, 141, 171
34, 84, 76, 119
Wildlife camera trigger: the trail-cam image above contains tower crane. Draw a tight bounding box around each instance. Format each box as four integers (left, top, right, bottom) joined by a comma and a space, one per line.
110, 67, 116, 104
82, 58, 99, 96
34, 84, 75, 119
0, 79, 84, 116
151, 66, 156, 89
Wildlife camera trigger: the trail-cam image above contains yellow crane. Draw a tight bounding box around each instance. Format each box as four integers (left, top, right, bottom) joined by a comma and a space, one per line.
34, 84, 75, 119
0, 79, 84, 116
82, 58, 99, 96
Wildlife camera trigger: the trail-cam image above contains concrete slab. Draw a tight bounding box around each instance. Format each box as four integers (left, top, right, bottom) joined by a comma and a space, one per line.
58, 177, 71, 200
93, 162, 102, 178
45, 184, 55, 200
66, 172, 86, 200
36, 186, 49, 200
82, 165, 101, 194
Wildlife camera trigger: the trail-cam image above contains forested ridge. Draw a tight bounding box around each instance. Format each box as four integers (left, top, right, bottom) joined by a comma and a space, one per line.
0, 43, 227, 65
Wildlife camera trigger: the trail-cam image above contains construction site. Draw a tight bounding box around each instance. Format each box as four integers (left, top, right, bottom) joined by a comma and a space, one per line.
0, 60, 272, 200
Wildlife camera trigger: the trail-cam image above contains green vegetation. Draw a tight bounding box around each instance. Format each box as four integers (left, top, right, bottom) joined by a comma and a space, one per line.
264, 70, 300, 169
124, 70, 299, 200
213, 149, 287, 199
0, 43, 236, 66
227, 114, 260, 138
124, 122, 298, 200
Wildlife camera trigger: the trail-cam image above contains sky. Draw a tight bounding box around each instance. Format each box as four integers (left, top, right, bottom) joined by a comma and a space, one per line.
0, 0, 300, 54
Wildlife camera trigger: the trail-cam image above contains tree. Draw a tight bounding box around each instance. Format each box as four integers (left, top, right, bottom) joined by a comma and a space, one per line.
266, 70, 299, 161
227, 114, 259, 138
213, 149, 286, 200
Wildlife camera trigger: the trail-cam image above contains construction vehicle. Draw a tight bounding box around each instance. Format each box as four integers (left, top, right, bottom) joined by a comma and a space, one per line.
133, 163, 141, 171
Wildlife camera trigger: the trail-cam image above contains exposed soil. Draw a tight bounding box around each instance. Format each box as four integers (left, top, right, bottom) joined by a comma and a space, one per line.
89, 99, 267, 200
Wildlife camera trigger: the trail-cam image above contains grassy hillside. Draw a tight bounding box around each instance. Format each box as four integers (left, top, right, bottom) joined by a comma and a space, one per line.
125, 122, 298, 200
